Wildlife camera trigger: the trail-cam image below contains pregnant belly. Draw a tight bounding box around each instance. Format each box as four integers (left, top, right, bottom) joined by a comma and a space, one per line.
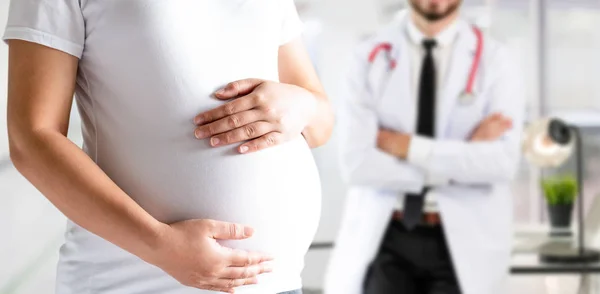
95, 134, 322, 257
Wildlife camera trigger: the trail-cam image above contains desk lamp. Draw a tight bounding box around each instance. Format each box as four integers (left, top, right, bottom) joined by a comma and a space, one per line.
522, 118, 600, 263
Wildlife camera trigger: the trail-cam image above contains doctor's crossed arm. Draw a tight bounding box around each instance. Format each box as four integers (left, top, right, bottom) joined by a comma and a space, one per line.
468, 113, 514, 142
377, 47, 525, 186
337, 42, 427, 194
377, 112, 513, 163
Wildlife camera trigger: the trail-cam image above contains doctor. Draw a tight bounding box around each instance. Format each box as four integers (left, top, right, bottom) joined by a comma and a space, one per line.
325, 1, 525, 294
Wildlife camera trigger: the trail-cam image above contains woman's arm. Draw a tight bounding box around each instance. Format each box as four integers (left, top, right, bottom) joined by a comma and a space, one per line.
7, 40, 271, 293
278, 38, 333, 148
8, 40, 164, 255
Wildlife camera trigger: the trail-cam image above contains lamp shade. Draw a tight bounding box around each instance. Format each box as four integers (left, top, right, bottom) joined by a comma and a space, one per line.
522, 118, 574, 168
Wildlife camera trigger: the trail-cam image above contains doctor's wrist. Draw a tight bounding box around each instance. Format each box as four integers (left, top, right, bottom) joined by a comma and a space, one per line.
377, 129, 411, 159
394, 134, 411, 159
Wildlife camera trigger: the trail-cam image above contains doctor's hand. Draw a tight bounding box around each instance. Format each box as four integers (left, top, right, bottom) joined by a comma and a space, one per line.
193, 79, 317, 154
150, 219, 273, 293
470, 113, 513, 142
377, 129, 411, 159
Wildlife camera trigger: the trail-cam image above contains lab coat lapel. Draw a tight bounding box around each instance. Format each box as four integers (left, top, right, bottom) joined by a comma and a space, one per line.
383, 32, 413, 129
437, 22, 478, 136
376, 17, 414, 130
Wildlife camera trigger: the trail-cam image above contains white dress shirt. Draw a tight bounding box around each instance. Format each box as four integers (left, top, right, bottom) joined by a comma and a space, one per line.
397, 17, 459, 213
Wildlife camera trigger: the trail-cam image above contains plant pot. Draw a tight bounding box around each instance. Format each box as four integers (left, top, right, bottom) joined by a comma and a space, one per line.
548, 203, 573, 228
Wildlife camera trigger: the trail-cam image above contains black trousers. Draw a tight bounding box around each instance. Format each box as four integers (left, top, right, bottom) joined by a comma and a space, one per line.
363, 220, 462, 294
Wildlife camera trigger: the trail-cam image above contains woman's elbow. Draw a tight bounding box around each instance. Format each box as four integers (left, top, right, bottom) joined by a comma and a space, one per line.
8, 135, 30, 170
8, 126, 46, 170
305, 112, 335, 148
308, 127, 334, 148
8, 124, 39, 167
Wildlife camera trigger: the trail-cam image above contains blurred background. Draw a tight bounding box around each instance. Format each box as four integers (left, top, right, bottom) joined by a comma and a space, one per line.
2, 0, 600, 293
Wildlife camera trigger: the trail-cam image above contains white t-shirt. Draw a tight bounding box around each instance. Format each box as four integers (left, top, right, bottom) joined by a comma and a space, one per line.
3, 1, 322, 294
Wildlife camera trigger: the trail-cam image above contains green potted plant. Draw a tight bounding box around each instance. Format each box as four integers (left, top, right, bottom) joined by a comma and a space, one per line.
542, 174, 578, 228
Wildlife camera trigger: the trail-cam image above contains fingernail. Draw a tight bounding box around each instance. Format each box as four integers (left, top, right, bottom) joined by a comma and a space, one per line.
215, 89, 225, 96
240, 146, 249, 153
194, 116, 203, 125
195, 130, 207, 139
244, 226, 254, 237
211, 137, 220, 146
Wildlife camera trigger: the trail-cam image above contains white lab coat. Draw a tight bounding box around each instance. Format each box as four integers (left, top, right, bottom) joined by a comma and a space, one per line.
324, 13, 525, 294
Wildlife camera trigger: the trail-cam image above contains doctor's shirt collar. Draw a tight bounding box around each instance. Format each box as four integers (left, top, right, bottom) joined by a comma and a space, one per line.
406, 16, 459, 48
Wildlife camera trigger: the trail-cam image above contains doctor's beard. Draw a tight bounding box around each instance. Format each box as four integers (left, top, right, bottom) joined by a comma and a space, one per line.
408, 0, 462, 22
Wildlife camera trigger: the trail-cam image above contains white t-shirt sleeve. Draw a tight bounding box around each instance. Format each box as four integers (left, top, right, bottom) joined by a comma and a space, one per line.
2, 0, 86, 58
279, 0, 304, 46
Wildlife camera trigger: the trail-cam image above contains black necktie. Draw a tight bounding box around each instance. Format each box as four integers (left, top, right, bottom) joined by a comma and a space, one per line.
403, 39, 437, 230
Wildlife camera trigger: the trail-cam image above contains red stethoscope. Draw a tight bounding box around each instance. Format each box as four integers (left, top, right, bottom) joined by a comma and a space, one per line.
368, 26, 483, 103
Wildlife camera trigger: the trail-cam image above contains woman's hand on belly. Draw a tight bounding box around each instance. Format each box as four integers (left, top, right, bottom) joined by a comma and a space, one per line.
151, 219, 273, 293
192, 79, 317, 154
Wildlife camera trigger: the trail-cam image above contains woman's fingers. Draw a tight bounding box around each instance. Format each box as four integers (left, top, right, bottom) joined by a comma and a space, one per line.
213, 277, 258, 290
207, 122, 274, 147
221, 263, 273, 279
195, 110, 264, 139
238, 132, 284, 154
227, 248, 273, 267
194, 95, 257, 125
213, 79, 265, 99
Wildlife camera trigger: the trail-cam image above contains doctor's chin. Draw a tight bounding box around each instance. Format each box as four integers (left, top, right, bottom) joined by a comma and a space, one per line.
3, 1, 600, 294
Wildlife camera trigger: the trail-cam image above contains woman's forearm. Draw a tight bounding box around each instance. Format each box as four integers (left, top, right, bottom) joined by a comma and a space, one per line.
302, 91, 334, 148
10, 129, 167, 262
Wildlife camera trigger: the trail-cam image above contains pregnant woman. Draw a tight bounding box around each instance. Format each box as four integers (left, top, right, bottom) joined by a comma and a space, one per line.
4, 0, 333, 293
